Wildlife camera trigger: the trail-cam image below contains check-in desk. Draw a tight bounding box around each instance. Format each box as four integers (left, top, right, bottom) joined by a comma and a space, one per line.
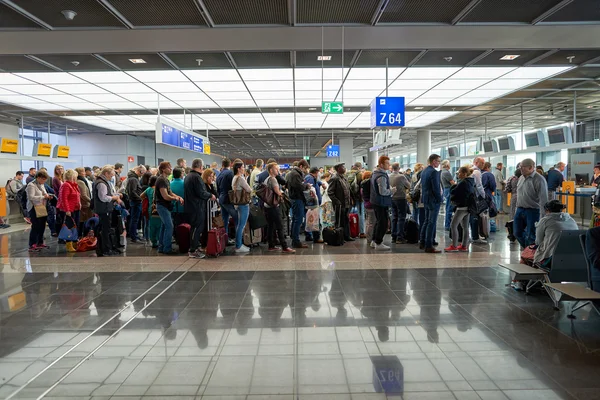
575, 187, 596, 222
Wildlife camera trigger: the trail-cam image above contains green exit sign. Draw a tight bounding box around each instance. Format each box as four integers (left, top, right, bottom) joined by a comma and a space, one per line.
303, 156, 310, 161
322, 101, 344, 114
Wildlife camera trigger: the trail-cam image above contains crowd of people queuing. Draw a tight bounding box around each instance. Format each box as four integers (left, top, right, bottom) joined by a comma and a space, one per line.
4, 153, 597, 263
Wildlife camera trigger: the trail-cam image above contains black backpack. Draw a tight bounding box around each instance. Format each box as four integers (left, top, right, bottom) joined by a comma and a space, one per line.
404, 217, 419, 244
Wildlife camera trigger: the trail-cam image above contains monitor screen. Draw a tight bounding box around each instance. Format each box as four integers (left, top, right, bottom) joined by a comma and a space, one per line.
547, 128, 565, 144
483, 141, 493, 153
525, 133, 539, 147
498, 138, 510, 151
448, 147, 457, 157
575, 173, 589, 186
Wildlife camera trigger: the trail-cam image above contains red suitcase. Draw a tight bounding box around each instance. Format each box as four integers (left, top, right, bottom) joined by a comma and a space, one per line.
206, 200, 227, 257
176, 223, 191, 253
349, 213, 359, 238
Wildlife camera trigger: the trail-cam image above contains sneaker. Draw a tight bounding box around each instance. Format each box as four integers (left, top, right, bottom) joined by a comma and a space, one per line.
425, 248, 442, 254
235, 246, 250, 253
293, 243, 308, 249
457, 245, 468, 252
375, 243, 391, 251
268, 247, 281, 252
227, 239, 236, 246
444, 245, 459, 252
511, 281, 525, 291
28, 245, 40, 252
188, 250, 206, 259
370, 241, 376, 248
37, 244, 50, 249
282, 248, 296, 254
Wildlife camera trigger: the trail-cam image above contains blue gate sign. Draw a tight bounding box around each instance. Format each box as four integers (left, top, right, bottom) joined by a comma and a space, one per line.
371, 355, 404, 395
162, 124, 179, 147
180, 131, 193, 150
370, 97, 405, 129
193, 136, 204, 153
326, 144, 340, 158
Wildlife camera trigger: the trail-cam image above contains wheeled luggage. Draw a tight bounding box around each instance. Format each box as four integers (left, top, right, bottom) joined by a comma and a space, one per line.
243, 224, 262, 247
176, 223, 191, 253
206, 200, 227, 257
349, 213, 359, 238
404, 217, 419, 244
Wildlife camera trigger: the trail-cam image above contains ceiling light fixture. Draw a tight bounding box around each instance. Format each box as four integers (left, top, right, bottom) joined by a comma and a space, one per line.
567, 56, 575, 63
500, 55, 520, 61
308, 107, 317, 111
128, 59, 146, 64
70, 61, 80, 67
317, 56, 332, 61
95, 110, 105, 114
444, 57, 453, 62
414, 107, 424, 110
61, 10, 77, 20
196, 59, 203, 66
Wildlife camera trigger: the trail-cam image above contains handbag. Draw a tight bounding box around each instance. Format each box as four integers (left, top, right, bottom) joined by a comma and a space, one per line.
58, 217, 78, 241
255, 180, 280, 207
228, 177, 251, 205
520, 244, 538, 267
212, 214, 225, 229
305, 208, 320, 232
34, 204, 48, 218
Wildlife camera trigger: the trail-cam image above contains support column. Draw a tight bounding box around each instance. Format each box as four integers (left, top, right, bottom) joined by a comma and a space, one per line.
367, 149, 378, 170
338, 137, 353, 169
416, 129, 431, 164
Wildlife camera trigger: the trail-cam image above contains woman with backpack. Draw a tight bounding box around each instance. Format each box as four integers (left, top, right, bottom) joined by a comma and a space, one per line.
445, 166, 475, 252
360, 171, 375, 244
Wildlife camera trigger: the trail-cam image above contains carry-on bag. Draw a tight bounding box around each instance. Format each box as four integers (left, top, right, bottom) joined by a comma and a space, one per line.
206, 200, 227, 257
323, 207, 344, 246
176, 223, 191, 253
348, 212, 359, 238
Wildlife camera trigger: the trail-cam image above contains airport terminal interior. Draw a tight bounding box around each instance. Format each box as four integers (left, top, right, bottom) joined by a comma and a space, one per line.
1, 0, 600, 399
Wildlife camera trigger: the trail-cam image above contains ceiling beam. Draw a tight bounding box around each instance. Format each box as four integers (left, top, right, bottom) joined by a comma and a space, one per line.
532, 0, 575, 25
24, 55, 62, 71
194, 0, 215, 27
96, 0, 134, 29
0, 0, 53, 30
408, 50, 428, 67
465, 49, 493, 66
371, 0, 390, 26
3, 25, 600, 54
287, 0, 296, 26
523, 49, 558, 66
451, 0, 482, 25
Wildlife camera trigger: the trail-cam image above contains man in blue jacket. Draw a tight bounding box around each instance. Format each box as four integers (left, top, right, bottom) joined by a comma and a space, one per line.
216, 158, 237, 245
420, 154, 442, 253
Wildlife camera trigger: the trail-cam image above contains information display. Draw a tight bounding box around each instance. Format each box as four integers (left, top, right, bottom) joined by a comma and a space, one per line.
156, 120, 209, 155
370, 97, 405, 129
326, 144, 340, 157
53, 145, 70, 158
33, 143, 52, 157
0, 138, 18, 154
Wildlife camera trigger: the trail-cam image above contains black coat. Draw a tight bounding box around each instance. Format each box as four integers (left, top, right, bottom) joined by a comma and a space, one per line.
450, 177, 475, 208
184, 170, 213, 226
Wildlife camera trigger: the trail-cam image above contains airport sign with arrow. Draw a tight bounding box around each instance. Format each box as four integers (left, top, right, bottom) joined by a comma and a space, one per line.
321, 101, 344, 114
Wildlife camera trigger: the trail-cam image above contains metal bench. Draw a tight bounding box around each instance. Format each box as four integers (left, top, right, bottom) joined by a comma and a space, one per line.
497, 262, 549, 294
542, 234, 600, 318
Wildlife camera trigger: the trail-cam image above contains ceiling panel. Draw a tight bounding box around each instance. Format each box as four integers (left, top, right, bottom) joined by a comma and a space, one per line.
203, 0, 288, 25
0, 56, 53, 72
232, 52, 291, 68
297, 0, 380, 24
32, 54, 114, 71
474, 50, 551, 66
295, 51, 354, 68
0, 3, 43, 28
544, 0, 600, 22
355, 50, 421, 67
11, 0, 124, 27
108, 0, 206, 26
415, 51, 486, 67
537, 50, 600, 65
99, 54, 173, 70
379, 0, 472, 23
462, 0, 563, 23
164, 52, 232, 69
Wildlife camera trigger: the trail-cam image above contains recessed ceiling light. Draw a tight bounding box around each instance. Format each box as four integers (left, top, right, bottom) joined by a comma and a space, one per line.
414, 107, 424, 110
500, 55, 520, 61
61, 10, 77, 20
201, 109, 210, 112
587, 105, 594, 109
95, 110, 105, 114
129, 59, 146, 64
67, 128, 78, 131
317, 56, 332, 61
308, 107, 317, 111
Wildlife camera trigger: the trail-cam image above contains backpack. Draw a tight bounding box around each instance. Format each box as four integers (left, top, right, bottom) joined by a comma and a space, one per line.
410, 180, 421, 203
5, 179, 15, 197
467, 190, 478, 216
16, 185, 28, 213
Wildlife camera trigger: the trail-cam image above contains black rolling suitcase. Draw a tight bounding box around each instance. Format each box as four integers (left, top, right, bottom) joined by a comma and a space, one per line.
404, 217, 419, 244
323, 207, 344, 246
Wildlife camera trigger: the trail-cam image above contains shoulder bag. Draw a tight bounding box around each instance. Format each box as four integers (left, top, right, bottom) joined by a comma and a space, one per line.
228, 176, 252, 205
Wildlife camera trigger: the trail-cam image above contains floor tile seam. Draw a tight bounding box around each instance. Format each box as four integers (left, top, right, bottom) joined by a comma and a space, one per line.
4, 264, 193, 400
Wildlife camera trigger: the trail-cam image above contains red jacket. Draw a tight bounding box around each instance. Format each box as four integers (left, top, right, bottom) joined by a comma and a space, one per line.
57, 181, 81, 212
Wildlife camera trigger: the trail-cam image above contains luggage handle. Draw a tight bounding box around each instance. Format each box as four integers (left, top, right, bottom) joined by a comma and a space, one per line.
207, 199, 218, 230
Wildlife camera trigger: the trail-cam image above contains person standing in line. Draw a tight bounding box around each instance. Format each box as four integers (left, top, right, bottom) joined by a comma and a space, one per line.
155, 162, 184, 255
440, 160, 455, 231
250, 159, 264, 190
513, 158, 548, 248
57, 169, 81, 253
75, 167, 93, 235
327, 163, 354, 243
482, 162, 497, 203
39, 168, 56, 235
25, 167, 36, 184
410, 163, 424, 221
94, 165, 123, 256
390, 162, 411, 244
126, 165, 144, 243
52, 165, 65, 238
504, 168, 522, 220
113, 163, 124, 191
211, 162, 221, 180
304, 166, 324, 244
319, 172, 334, 236
347, 162, 365, 239
370, 156, 395, 251
216, 158, 237, 245
184, 158, 215, 259
286, 159, 311, 249
232, 160, 253, 253
492, 163, 506, 213
170, 167, 186, 228
445, 166, 474, 252
361, 171, 375, 244
470, 157, 487, 244
140, 176, 160, 249
263, 163, 295, 254
547, 162, 566, 201
26, 171, 53, 252
84, 167, 94, 182
420, 154, 443, 254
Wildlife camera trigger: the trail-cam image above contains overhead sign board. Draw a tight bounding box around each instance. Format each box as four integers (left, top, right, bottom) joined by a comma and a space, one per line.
33, 143, 52, 157
0, 138, 18, 154
155, 120, 209, 155
53, 145, 70, 158
326, 144, 340, 158
322, 101, 344, 114
370, 97, 405, 129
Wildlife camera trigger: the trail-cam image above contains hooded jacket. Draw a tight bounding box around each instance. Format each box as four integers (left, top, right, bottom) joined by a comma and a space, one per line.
57, 181, 81, 213
285, 166, 309, 200
126, 170, 143, 203
534, 212, 578, 265
450, 177, 475, 209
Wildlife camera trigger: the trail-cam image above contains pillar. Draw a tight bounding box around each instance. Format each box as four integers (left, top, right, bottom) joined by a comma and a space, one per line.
416, 129, 431, 164
367, 149, 378, 170
338, 137, 354, 169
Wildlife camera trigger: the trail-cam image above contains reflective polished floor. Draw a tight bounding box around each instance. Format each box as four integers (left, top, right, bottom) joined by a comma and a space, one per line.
0, 215, 598, 400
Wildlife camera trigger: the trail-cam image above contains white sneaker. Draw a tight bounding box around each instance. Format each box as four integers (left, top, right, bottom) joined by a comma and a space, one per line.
235, 246, 250, 253
370, 241, 376, 248
375, 243, 391, 251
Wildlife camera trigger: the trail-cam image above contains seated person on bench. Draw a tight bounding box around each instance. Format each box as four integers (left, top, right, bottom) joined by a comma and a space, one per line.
532, 200, 578, 269
587, 226, 600, 293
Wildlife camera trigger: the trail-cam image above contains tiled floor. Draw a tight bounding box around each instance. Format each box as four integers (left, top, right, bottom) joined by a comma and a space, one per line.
0, 215, 598, 399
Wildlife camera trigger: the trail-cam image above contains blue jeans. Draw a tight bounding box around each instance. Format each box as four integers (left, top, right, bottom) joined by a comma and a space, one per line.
291, 199, 305, 244
128, 201, 142, 240
235, 204, 249, 249
443, 188, 453, 230
157, 204, 174, 253
494, 193, 502, 213
221, 203, 238, 240
513, 207, 540, 248
422, 202, 441, 249
391, 199, 407, 240
417, 207, 425, 239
